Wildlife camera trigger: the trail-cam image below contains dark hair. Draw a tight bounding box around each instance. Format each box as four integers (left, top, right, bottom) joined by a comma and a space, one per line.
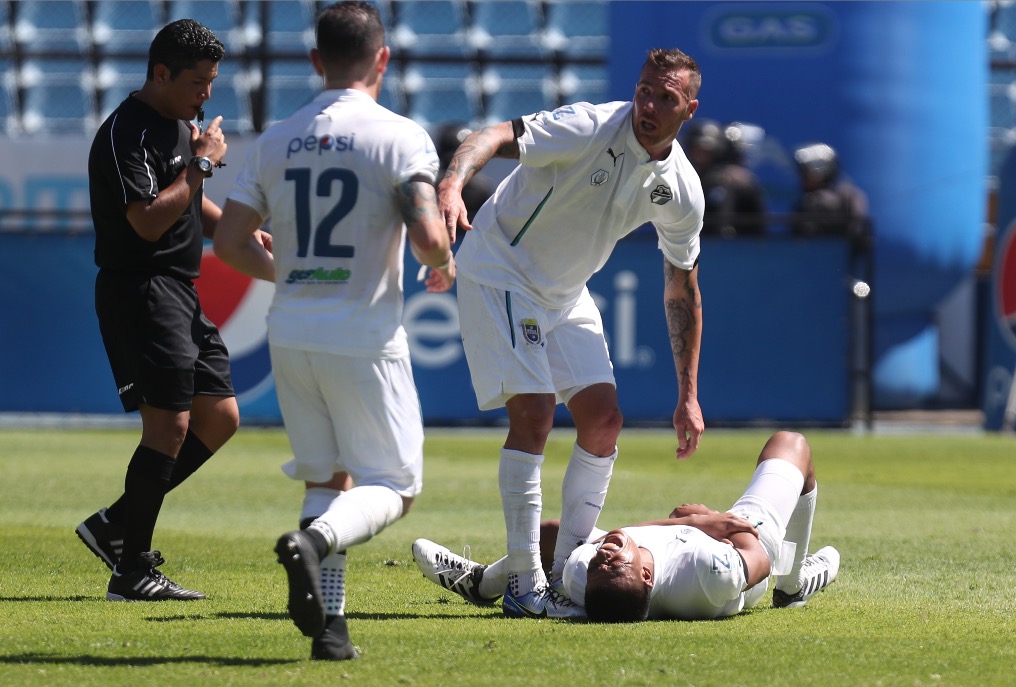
584, 573, 652, 623
644, 48, 702, 99
316, 1, 384, 67
147, 19, 225, 80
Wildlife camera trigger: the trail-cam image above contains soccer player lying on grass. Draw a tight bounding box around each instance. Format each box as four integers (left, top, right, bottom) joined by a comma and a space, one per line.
413, 431, 839, 621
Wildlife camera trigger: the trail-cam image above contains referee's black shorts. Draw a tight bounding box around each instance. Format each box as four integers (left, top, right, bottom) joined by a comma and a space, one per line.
95, 270, 235, 412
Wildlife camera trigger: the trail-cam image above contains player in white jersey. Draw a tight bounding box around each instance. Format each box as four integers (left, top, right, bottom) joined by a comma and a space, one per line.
213, 2, 454, 661
437, 48, 706, 618
411, 432, 840, 622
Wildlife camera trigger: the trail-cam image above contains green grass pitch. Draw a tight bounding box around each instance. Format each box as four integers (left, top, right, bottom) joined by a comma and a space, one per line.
0, 426, 1013, 686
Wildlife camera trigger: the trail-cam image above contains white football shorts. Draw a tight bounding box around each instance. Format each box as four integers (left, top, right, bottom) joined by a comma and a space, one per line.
456, 276, 616, 411
269, 345, 424, 497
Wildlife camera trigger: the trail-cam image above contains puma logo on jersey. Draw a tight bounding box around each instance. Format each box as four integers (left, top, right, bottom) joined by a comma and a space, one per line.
607, 148, 624, 166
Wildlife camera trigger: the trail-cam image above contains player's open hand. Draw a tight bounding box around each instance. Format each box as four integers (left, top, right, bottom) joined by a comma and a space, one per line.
437, 185, 471, 244
423, 257, 456, 293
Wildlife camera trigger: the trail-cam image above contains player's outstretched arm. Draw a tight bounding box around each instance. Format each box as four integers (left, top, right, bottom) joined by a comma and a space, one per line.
663, 259, 704, 459
437, 121, 518, 242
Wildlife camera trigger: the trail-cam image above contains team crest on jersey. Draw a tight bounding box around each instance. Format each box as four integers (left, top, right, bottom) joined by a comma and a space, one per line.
521, 318, 542, 345
590, 169, 609, 186
650, 184, 674, 205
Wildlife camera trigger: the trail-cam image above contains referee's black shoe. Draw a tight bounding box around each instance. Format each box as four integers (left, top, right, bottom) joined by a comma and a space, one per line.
106, 551, 206, 601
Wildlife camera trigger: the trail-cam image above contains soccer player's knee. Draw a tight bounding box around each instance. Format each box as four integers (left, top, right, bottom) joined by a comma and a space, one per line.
400, 495, 415, 517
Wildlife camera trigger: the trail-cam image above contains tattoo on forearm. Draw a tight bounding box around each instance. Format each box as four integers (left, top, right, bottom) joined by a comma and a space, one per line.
664, 261, 701, 383
443, 124, 519, 186
398, 179, 440, 225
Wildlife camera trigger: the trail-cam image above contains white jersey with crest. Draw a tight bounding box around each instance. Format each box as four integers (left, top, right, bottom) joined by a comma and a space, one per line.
626, 524, 750, 620
228, 89, 439, 358
455, 101, 704, 309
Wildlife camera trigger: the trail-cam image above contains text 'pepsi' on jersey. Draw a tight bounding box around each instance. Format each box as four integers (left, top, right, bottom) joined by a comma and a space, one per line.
227, 89, 439, 360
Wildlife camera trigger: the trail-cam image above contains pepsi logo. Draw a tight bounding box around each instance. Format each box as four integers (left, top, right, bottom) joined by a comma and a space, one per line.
194, 248, 277, 405
994, 219, 1016, 351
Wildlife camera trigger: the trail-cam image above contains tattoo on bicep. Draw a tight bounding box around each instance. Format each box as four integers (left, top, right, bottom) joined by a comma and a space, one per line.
397, 180, 440, 225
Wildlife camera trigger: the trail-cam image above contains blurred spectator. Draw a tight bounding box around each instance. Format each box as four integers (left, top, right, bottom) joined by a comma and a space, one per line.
682, 119, 766, 238
434, 122, 495, 228
790, 142, 870, 254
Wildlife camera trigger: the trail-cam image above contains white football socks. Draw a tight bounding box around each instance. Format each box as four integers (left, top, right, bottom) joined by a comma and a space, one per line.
478, 555, 510, 600
551, 443, 616, 581
308, 485, 405, 556
499, 448, 545, 594
320, 550, 347, 616
775, 484, 818, 593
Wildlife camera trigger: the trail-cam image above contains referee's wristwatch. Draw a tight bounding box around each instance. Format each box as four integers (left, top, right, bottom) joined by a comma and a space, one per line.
190, 156, 214, 178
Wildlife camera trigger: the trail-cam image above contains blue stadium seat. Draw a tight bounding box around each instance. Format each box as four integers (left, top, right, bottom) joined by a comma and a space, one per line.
257, 0, 316, 55
13, 0, 91, 55
558, 63, 609, 104
378, 67, 406, 115
989, 126, 1016, 177
481, 64, 556, 124
542, 0, 608, 57
92, 0, 163, 56
403, 63, 479, 129
96, 59, 149, 121
205, 63, 254, 134
22, 80, 96, 135
0, 58, 19, 135
468, 1, 546, 58
0, 2, 12, 53
263, 60, 322, 127
167, 0, 252, 53
990, 82, 1016, 130
391, 0, 472, 57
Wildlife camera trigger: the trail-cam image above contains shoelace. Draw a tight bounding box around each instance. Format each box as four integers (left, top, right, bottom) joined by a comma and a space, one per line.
437, 545, 475, 588
546, 584, 577, 608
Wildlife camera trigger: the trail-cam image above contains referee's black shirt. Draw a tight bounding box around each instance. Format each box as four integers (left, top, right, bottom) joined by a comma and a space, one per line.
89, 94, 204, 281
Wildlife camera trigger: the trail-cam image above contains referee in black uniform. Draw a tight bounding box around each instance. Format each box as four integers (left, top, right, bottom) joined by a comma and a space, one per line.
76, 19, 270, 601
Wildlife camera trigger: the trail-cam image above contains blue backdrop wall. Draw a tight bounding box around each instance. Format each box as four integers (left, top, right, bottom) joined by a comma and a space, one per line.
0, 234, 856, 426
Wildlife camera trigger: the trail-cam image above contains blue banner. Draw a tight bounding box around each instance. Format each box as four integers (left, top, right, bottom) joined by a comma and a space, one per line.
1, 234, 855, 426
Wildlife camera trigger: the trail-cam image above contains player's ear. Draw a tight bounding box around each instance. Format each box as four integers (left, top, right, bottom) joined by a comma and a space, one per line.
152, 63, 170, 85
641, 565, 654, 589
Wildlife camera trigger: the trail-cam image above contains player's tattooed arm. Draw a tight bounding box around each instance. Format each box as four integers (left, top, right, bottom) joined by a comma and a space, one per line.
397, 176, 442, 228
663, 259, 702, 398
441, 121, 518, 190
664, 258, 705, 458
401, 176, 454, 276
